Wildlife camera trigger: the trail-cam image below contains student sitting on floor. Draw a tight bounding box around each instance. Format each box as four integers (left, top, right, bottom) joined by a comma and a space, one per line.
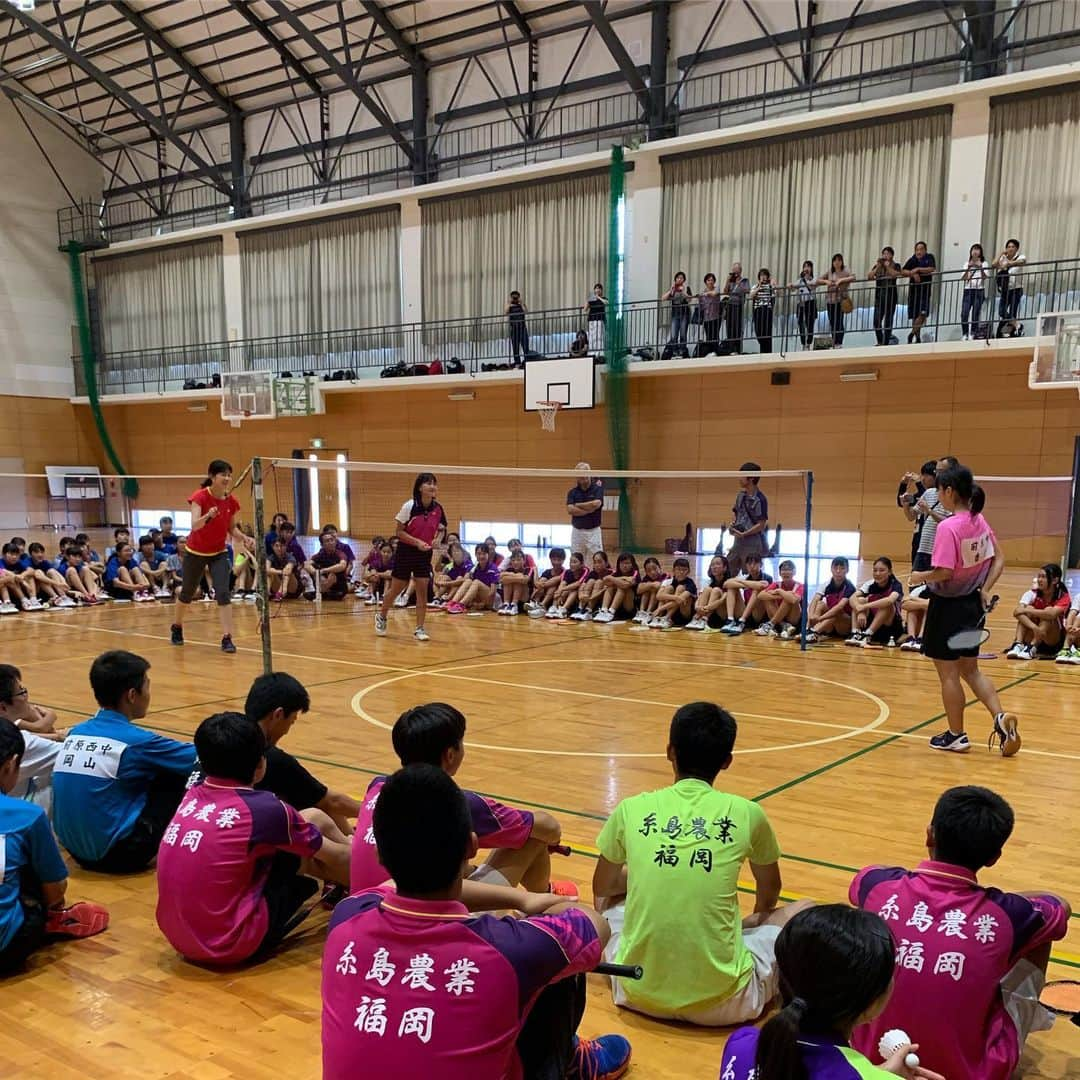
75, 533, 105, 584
307, 532, 350, 601
571, 550, 612, 622
431, 541, 472, 608
1056, 592, 1080, 665
164, 537, 189, 598
52, 651, 197, 873
158, 517, 179, 555
720, 905, 944, 1080
59, 545, 102, 604
137, 535, 171, 597
496, 548, 534, 616
633, 556, 668, 624
0, 665, 63, 816
27, 543, 77, 608
544, 550, 589, 620
104, 541, 154, 603
806, 556, 856, 642
0, 719, 109, 974
595, 552, 640, 623
506, 537, 537, 573
686, 555, 730, 631
324, 765, 630, 1080
900, 584, 931, 651
266, 538, 300, 600
755, 559, 805, 640
157, 712, 351, 967
361, 541, 395, 605
593, 701, 811, 1026
720, 553, 774, 635
649, 556, 697, 630
527, 546, 566, 617
850, 785, 1070, 1080
1005, 563, 1070, 661
187, 673, 359, 841
104, 527, 130, 561
1, 542, 39, 611
446, 543, 500, 614
352, 703, 576, 898
848, 556, 905, 647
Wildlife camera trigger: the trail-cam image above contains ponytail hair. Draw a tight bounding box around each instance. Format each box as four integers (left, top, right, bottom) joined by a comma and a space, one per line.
937, 462, 982, 514
412, 472, 437, 512
1041, 563, 1065, 603
201, 458, 233, 489
970, 483, 985, 515
755, 905, 895, 1080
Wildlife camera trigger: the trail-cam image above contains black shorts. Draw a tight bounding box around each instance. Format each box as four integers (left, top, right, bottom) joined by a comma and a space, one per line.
868, 616, 905, 645
913, 551, 933, 572
179, 551, 231, 606
392, 548, 433, 581
922, 590, 983, 660
258, 852, 319, 954
0, 899, 46, 974
908, 283, 931, 317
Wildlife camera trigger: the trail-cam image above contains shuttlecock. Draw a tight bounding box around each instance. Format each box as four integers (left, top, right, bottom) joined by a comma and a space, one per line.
878, 1029, 920, 1069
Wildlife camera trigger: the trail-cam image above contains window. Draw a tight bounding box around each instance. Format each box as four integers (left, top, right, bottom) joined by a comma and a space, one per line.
697, 527, 859, 560
461, 521, 572, 549
132, 509, 192, 534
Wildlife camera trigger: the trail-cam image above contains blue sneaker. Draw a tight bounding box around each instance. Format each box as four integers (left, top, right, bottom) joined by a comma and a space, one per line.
929, 729, 970, 753
569, 1034, 631, 1080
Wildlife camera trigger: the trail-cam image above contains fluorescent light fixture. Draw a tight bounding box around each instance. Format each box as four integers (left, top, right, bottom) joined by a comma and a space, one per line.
186, 403, 208, 412
308, 453, 320, 532
839, 370, 879, 382
448, 392, 475, 401
336, 452, 348, 532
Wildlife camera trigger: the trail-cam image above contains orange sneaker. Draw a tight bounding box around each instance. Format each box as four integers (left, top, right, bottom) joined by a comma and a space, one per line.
45, 901, 109, 938
549, 880, 580, 900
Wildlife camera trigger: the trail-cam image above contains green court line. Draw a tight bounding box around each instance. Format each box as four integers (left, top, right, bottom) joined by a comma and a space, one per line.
752, 673, 1038, 803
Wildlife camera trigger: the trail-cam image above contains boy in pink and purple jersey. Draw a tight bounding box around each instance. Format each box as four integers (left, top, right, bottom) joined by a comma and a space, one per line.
850, 786, 1070, 1080
156, 712, 352, 966
351, 703, 577, 899
323, 765, 631, 1080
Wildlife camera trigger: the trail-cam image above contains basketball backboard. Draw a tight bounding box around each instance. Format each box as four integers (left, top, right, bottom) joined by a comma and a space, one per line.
523, 355, 596, 412
1029, 310, 1080, 392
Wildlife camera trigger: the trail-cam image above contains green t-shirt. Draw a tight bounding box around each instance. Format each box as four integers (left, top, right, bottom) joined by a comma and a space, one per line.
596, 778, 781, 1015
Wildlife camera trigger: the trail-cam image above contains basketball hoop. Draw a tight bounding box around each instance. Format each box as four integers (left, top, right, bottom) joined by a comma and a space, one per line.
229, 409, 251, 430
537, 400, 562, 432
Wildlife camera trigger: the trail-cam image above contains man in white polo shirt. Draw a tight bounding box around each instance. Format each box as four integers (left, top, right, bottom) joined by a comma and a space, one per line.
566, 463, 604, 561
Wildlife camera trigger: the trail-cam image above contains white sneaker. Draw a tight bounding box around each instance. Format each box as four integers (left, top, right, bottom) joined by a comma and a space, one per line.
394, 593, 409, 608
779, 624, 797, 640
631, 609, 646, 624
497, 603, 510, 615
685, 617, 706, 631
24, 597, 44, 610
508, 602, 519, 616
374, 612, 387, 636
414, 627, 429, 642
754, 622, 774, 637
594, 609, 612, 623
155, 586, 171, 598
1005, 642, 1026, 660
0, 601, 17, 614
657, 616, 673, 630
56, 596, 77, 608
528, 606, 546, 619
570, 610, 588, 621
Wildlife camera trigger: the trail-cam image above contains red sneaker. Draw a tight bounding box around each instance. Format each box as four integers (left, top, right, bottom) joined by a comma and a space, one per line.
446, 601, 466, 614
549, 879, 580, 900
45, 901, 109, 938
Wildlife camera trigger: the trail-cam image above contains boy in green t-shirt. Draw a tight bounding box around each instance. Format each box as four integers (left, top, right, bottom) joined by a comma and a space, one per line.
593, 701, 811, 1025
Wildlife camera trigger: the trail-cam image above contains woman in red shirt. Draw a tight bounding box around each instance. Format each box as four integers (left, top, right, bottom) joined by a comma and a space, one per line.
170, 459, 256, 653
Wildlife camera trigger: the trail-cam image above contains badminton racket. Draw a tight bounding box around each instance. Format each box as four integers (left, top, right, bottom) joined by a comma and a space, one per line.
945, 594, 999, 650
1040, 980, 1080, 1027
594, 962, 643, 980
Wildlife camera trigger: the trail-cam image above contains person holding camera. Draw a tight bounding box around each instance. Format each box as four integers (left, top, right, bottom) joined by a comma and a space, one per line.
868, 246, 901, 345
822, 253, 856, 346
722, 262, 750, 353
662, 271, 693, 354
505, 290, 529, 365
994, 238, 1027, 337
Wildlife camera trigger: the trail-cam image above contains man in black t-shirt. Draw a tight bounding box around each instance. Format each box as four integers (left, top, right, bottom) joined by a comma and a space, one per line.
901, 241, 937, 344
187, 672, 360, 839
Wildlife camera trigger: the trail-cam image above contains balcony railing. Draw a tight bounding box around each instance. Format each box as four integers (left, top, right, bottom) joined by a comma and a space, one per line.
74, 258, 1080, 397
57, 0, 1080, 248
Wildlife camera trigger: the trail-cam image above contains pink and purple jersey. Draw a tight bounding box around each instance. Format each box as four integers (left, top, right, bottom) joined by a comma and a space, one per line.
445, 557, 473, 581
472, 562, 501, 588
850, 860, 1068, 1080
930, 511, 997, 597
155, 777, 323, 964
395, 499, 448, 546
765, 580, 805, 598
721, 1028, 896, 1079
322, 889, 601, 1080
822, 579, 856, 609
350, 776, 534, 893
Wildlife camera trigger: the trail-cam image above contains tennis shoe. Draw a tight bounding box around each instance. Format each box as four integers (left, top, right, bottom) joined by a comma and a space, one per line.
0, 601, 17, 614
170, 624, 184, 646
508, 602, 519, 616
394, 592, 408, 608
779, 624, 798, 640
1005, 641, 1026, 659
685, 617, 706, 631
568, 1034, 632, 1080
754, 621, 775, 637
45, 901, 109, 938
989, 713, 1021, 757
1055, 645, 1080, 664
549, 880, 579, 900
413, 627, 430, 642
528, 606, 546, 619
929, 730, 971, 752
845, 631, 866, 647
375, 613, 388, 635
220, 635, 236, 654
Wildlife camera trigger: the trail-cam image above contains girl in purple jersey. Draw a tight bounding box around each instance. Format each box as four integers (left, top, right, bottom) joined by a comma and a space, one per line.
446, 543, 500, 615
595, 552, 640, 623
909, 463, 1017, 756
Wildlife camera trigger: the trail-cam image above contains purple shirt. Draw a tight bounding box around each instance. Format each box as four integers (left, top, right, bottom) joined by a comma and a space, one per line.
850, 860, 1068, 1080
350, 776, 534, 893
156, 778, 323, 964
446, 557, 473, 581
472, 562, 501, 588
322, 889, 600, 1080
721, 1028, 894, 1079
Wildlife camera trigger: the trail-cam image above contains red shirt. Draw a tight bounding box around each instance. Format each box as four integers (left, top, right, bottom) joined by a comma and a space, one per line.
1031, 591, 1071, 620
186, 488, 241, 556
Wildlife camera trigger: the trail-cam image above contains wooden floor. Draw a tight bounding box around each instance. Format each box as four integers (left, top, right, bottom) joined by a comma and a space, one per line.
4, 565, 1078, 1079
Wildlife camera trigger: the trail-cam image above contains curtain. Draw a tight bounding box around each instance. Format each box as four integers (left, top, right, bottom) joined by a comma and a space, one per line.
661, 112, 949, 290
94, 239, 224, 353
240, 207, 400, 338
984, 88, 1080, 261
422, 171, 609, 322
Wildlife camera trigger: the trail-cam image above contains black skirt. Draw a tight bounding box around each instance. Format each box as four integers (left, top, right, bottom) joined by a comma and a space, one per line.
922, 590, 983, 661
392, 546, 434, 581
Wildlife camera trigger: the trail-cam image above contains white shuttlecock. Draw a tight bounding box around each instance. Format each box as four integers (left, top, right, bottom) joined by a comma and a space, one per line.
878, 1028, 920, 1069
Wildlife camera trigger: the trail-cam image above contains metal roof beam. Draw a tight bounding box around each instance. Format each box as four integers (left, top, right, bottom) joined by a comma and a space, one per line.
499, 1, 533, 41
0, 0, 231, 195
111, 2, 233, 114
266, 1, 414, 163
226, 0, 324, 98
360, 1, 424, 71
581, 1, 650, 112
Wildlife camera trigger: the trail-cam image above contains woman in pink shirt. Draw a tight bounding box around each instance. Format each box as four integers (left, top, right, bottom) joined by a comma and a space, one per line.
909, 463, 1019, 756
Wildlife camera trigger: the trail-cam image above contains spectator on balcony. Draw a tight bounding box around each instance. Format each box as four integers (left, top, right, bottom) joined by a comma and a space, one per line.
505, 291, 529, 366
822, 253, 856, 346
961, 243, 990, 340
789, 260, 817, 349
750, 269, 775, 354
901, 240, 937, 344
722, 262, 750, 354
994, 238, 1027, 337
583, 283, 607, 354
869, 246, 901, 346
698, 273, 722, 356
663, 272, 693, 355
569, 330, 590, 358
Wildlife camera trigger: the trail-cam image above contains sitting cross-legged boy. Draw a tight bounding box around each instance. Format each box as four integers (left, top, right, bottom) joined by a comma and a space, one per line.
649, 556, 697, 630
52, 651, 197, 873
593, 701, 811, 1026
27, 542, 77, 608
0, 719, 109, 973
850, 785, 1070, 1080
157, 712, 351, 966
2, 542, 39, 610
307, 532, 350, 600
323, 765, 631, 1080
720, 553, 774, 634
137, 535, 171, 598
188, 673, 359, 840
266, 538, 300, 600
526, 546, 566, 617
351, 703, 577, 899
